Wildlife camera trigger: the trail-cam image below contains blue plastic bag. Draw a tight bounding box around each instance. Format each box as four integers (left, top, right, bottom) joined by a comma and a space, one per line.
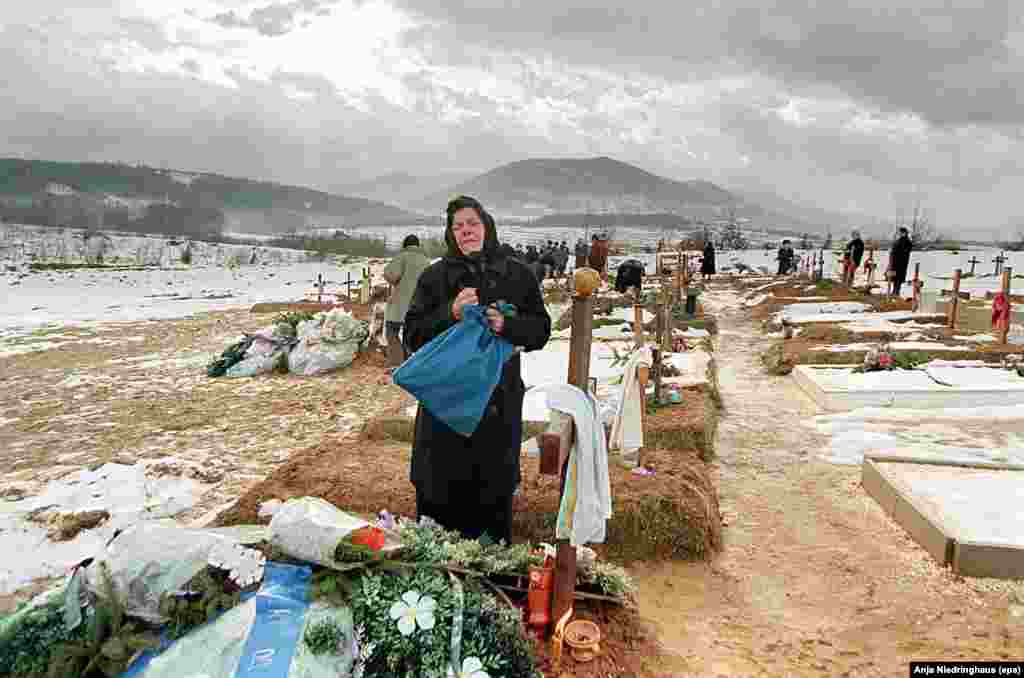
393, 304, 515, 437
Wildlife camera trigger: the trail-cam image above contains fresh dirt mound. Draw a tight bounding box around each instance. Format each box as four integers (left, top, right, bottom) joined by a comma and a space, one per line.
217, 434, 722, 566
214, 438, 417, 527
644, 390, 718, 461
514, 446, 721, 563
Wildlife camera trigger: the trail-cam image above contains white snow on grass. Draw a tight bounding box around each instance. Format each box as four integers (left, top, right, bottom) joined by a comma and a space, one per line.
0, 463, 205, 595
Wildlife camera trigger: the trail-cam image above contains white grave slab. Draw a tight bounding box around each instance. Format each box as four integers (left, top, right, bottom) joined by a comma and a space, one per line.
793, 365, 1024, 411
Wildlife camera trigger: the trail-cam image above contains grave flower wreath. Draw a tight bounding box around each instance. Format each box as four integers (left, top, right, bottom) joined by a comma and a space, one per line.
344, 568, 539, 678
309, 516, 635, 678
854, 344, 927, 373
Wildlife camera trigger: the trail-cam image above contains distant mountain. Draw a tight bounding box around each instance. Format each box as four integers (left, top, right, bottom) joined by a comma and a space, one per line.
0, 159, 426, 234
419, 156, 739, 217
335, 171, 475, 209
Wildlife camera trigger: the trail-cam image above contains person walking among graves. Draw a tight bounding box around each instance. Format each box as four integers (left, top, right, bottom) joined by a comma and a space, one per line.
402, 195, 551, 544
574, 238, 589, 269
700, 240, 716, 281
382, 235, 431, 368
777, 239, 796, 275
844, 230, 865, 286
888, 226, 914, 297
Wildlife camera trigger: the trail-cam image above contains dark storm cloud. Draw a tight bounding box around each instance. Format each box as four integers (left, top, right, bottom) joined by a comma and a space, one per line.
392, 0, 1023, 127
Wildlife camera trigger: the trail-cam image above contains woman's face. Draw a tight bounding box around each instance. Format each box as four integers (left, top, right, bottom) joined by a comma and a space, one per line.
452, 207, 485, 255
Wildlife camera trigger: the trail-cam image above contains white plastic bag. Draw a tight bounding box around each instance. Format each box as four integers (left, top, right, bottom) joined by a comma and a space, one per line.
287, 313, 368, 376
225, 348, 287, 377
84, 524, 244, 624
269, 497, 368, 567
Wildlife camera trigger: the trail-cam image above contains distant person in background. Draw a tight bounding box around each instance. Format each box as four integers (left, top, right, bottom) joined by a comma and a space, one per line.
844, 230, 865, 285
557, 241, 570, 276
700, 240, 716, 281
574, 238, 589, 269
588, 234, 609, 280
888, 227, 914, 297
540, 242, 557, 279
525, 244, 539, 264
777, 239, 795, 275
382, 234, 431, 368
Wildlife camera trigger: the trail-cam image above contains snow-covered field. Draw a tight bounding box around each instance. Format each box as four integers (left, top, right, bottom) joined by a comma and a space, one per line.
1, 224, 377, 331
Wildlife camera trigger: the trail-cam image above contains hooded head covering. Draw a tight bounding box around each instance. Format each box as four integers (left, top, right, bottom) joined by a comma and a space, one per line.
444, 195, 500, 259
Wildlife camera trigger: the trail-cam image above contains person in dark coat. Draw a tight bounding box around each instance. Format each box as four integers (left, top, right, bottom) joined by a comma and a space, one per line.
588, 234, 609, 279
777, 239, 795, 275
844, 230, 865, 285
700, 241, 716, 280
402, 195, 551, 544
888, 227, 914, 296
540, 242, 557, 279
574, 238, 589, 269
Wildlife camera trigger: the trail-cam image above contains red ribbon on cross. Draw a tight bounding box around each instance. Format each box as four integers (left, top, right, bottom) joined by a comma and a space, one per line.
992, 292, 1012, 330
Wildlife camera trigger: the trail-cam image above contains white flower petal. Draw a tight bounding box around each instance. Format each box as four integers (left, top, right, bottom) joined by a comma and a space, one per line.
417, 595, 437, 613
396, 614, 416, 636
388, 600, 408, 620
416, 607, 436, 630
401, 590, 421, 607
463, 658, 483, 674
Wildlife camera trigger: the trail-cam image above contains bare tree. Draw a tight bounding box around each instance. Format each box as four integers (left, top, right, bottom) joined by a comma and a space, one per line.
901, 198, 938, 248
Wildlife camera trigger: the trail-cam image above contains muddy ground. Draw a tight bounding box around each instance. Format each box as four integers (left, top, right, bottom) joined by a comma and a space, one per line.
634, 278, 1023, 677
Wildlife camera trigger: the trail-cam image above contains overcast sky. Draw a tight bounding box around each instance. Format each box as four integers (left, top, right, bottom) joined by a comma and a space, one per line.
1, 1, 1021, 237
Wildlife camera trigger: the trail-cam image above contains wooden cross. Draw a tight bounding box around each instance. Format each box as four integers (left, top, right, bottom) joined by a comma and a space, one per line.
539, 269, 595, 635
968, 256, 981, 276
994, 252, 1007, 276
911, 263, 922, 311
948, 269, 962, 329
1000, 268, 1014, 345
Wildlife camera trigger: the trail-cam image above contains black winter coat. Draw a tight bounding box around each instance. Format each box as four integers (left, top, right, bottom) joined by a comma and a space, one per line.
846, 238, 865, 266
402, 252, 551, 505
701, 245, 716, 274
890, 235, 913, 280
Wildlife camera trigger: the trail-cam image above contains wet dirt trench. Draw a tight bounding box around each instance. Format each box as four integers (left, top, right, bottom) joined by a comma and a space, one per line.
631, 284, 1022, 677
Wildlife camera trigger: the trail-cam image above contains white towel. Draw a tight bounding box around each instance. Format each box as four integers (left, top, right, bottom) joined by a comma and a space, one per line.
608, 346, 652, 458
539, 384, 613, 546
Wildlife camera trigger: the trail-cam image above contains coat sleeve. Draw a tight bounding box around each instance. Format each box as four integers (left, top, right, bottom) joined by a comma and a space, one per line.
500, 263, 551, 352
403, 265, 456, 353
382, 254, 404, 285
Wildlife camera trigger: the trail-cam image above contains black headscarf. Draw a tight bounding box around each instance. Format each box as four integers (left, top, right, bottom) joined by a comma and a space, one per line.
442, 195, 507, 298
444, 195, 500, 259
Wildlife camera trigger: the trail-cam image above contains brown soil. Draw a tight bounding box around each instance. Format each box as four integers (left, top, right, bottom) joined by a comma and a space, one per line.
213, 438, 416, 527
533, 604, 681, 677
216, 424, 722, 566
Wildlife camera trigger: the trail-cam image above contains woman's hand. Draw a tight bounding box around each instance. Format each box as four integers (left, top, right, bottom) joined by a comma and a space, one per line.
451, 287, 479, 320
485, 307, 504, 334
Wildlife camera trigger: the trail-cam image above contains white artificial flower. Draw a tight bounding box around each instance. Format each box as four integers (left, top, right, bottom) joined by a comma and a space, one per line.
388, 590, 437, 636
447, 657, 490, 678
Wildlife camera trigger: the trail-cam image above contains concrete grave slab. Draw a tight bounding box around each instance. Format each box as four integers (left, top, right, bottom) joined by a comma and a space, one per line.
793, 365, 1024, 411
862, 455, 1024, 579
